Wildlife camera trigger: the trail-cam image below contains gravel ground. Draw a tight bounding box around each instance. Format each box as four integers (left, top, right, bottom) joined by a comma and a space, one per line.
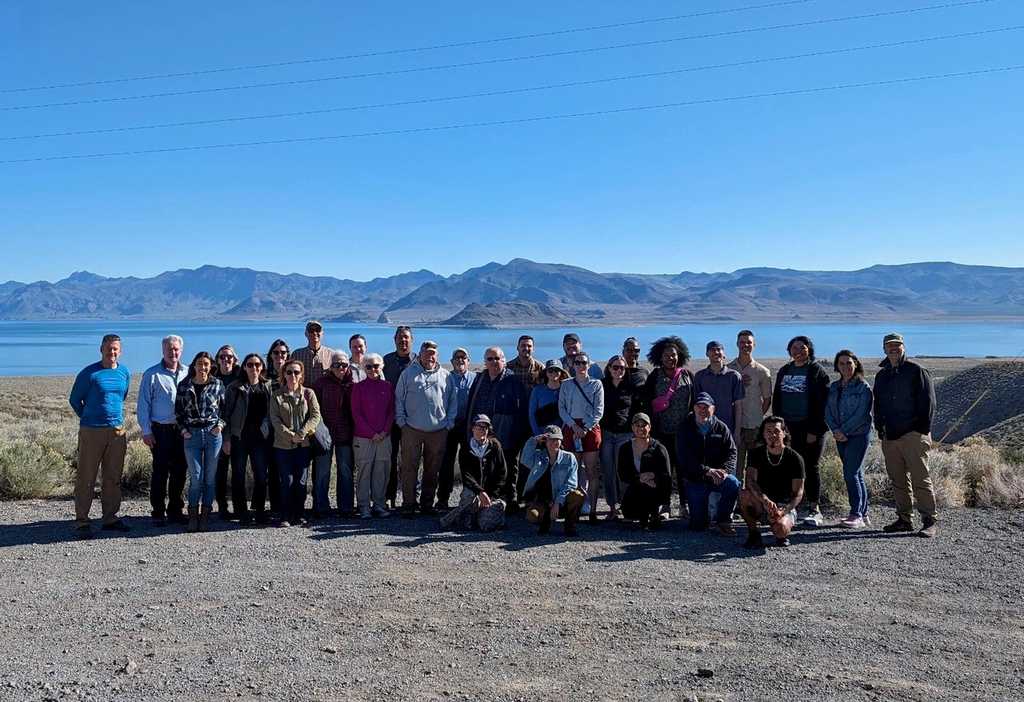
0, 500, 1021, 702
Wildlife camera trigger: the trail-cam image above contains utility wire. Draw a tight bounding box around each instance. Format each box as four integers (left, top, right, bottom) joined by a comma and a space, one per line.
2, 0, 821, 94
0, 0, 1000, 112
2, 64, 1019, 165
3, 25, 1018, 142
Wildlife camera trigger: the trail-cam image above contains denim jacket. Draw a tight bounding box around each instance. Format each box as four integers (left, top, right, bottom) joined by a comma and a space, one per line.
520, 437, 579, 506
825, 377, 873, 437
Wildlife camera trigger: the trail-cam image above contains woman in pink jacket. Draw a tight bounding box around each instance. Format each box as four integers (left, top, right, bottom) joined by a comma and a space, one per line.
350, 353, 396, 519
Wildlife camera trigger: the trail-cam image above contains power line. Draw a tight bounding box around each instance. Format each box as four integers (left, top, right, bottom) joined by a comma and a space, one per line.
0, 0, 1000, 112
2, 0, 821, 94
2, 64, 1018, 165
3, 25, 1018, 142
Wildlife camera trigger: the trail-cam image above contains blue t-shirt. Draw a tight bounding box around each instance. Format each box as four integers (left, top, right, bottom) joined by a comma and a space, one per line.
69, 361, 131, 428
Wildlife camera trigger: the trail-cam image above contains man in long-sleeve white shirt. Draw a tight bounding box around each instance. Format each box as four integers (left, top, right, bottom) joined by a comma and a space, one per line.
137, 335, 189, 525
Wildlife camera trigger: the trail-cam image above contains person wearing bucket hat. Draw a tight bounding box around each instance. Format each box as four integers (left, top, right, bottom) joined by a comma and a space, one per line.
873, 332, 937, 537
520, 425, 586, 536
676, 393, 741, 534
739, 415, 805, 548
439, 414, 507, 532
617, 413, 672, 529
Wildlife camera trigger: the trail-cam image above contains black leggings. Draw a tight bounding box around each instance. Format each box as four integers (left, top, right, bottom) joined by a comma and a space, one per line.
786, 419, 825, 504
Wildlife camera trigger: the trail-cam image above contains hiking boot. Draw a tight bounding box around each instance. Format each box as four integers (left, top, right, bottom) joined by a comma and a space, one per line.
919, 516, 938, 538
199, 506, 212, 533
744, 530, 764, 549
186, 505, 199, 533
102, 520, 130, 533
772, 537, 791, 548
883, 518, 914, 533
371, 506, 390, 519
648, 514, 663, 531
152, 514, 167, 527
74, 523, 93, 540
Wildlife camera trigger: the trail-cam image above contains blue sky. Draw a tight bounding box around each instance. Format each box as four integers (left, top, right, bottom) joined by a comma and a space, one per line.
1, 0, 1022, 283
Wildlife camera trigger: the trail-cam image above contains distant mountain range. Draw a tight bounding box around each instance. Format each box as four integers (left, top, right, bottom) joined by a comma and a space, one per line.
2, 259, 1022, 325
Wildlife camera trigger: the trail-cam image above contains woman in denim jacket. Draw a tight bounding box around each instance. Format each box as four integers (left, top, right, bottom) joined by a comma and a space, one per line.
825, 349, 874, 529
520, 426, 585, 536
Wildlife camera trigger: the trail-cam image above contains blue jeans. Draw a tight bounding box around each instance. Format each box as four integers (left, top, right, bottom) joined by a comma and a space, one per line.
313, 442, 354, 515
685, 474, 741, 530
599, 431, 631, 508
836, 433, 870, 518
276, 447, 310, 523
184, 428, 223, 509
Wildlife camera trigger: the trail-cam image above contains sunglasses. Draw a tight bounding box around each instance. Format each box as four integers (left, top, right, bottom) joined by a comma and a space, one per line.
331, 362, 349, 369
365, 363, 381, 369
485, 356, 500, 362
244, 362, 262, 369
610, 365, 626, 371
453, 356, 468, 362
574, 360, 589, 366
218, 355, 235, 361
284, 370, 302, 376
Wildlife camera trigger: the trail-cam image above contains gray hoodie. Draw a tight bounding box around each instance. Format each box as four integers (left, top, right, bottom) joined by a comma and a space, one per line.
394, 360, 459, 432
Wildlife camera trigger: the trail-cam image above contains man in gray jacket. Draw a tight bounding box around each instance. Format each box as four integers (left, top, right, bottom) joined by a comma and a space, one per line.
395, 340, 459, 517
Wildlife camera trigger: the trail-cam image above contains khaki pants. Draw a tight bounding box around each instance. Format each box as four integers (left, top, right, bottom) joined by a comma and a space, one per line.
75, 426, 127, 525
735, 427, 760, 486
400, 426, 448, 510
881, 432, 937, 522
354, 436, 391, 510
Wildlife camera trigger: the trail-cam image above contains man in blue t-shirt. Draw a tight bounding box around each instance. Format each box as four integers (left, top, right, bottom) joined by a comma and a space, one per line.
68, 334, 131, 538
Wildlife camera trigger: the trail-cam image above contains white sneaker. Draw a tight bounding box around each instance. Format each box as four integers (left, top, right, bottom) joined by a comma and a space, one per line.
802, 508, 823, 528
838, 515, 865, 529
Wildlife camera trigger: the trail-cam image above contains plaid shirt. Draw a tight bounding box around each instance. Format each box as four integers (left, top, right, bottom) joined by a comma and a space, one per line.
174, 377, 226, 430
291, 345, 334, 384
507, 356, 545, 387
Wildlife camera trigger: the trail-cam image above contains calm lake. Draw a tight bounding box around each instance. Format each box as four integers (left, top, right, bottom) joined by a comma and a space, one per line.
1, 320, 1021, 376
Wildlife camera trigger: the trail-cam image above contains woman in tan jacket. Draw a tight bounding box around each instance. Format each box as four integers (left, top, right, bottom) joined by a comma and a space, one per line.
269, 359, 321, 527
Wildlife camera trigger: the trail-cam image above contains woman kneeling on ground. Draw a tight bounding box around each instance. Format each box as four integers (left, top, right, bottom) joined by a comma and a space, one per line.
617, 412, 672, 530
520, 426, 585, 536
439, 414, 507, 532
739, 416, 805, 548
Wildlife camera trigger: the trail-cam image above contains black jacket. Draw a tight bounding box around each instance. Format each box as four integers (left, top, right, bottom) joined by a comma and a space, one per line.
460, 437, 507, 497
601, 376, 642, 434
771, 360, 831, 436
872, 357, 934, 440
617, 438, 672, 503
676, 414, 737, 484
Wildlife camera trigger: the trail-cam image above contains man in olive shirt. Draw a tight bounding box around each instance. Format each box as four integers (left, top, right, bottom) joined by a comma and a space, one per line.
728, 330, 773, 482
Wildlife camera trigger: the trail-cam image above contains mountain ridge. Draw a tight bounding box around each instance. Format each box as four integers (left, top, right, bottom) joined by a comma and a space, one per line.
1, 260, 1022, 324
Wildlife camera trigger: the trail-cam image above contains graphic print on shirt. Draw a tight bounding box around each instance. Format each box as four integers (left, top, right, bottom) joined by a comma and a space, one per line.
780, 374, 808, 394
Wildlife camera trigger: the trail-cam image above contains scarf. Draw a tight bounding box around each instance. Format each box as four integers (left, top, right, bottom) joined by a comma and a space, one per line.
469, 437, 488, 459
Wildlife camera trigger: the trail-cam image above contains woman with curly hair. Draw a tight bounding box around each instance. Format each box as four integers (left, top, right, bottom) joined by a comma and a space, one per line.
641, 336, 694, 517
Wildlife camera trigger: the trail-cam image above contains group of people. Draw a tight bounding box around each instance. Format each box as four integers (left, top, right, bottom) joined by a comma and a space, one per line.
68, 322, 938, 546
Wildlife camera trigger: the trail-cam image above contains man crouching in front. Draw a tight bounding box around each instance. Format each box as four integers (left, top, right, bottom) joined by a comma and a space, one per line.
739, 416, 805, 548
520, 425, 586, 536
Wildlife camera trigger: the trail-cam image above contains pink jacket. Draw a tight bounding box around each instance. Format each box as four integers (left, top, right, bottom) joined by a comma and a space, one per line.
351, 377, 395, 439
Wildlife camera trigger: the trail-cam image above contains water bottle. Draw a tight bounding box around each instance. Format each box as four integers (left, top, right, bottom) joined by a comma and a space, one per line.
574, 435, 583, 452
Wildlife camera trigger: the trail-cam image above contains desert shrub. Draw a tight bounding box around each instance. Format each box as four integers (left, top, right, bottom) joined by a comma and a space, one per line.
0, 442, 62, 499
120, 440, 152, 494
817, 450, 849, 511
925, 449, 967, 508
975, 461, 1024, 509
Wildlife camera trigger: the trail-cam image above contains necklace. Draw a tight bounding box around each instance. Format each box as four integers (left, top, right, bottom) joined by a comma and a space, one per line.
767, 448, 784, 466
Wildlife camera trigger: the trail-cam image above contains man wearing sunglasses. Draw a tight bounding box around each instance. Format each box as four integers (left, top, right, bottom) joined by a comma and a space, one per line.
466, 347, 526, 511
291, 320, 334, 384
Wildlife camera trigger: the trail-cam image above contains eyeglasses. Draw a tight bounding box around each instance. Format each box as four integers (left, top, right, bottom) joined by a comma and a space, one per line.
331, 362, 349, 369
610, 365, 626, 371
485, 356, 500, 362
365, 363, 381, 369
284, 370, 302, 377
244, 362, 262, 369
452, 356, 468, 362
272, 350, 289, 356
